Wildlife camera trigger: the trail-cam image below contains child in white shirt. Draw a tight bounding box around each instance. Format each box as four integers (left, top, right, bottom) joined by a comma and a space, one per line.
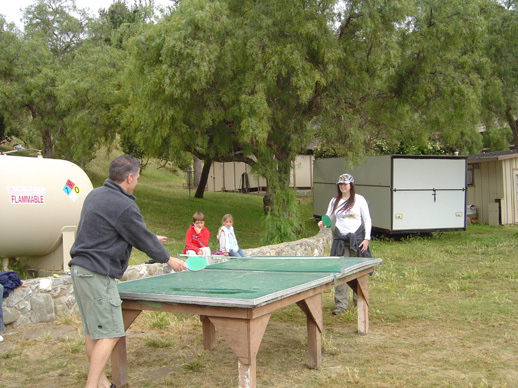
217, 214, 245, 257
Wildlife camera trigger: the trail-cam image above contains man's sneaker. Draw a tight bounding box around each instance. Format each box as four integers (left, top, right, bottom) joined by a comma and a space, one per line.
0, 335, 4, 342
332, 308, 345, 316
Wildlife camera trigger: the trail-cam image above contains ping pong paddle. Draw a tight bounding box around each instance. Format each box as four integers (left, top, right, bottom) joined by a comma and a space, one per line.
186, 256, 207, 271
321, 215, 331, 228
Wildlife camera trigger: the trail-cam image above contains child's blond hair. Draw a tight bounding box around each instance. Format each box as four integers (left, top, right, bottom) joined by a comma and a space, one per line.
221, 214, 233, 223
218, 214, 233, 239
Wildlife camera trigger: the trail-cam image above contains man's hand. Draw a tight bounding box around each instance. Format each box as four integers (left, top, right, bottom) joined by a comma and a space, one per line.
167, 257, 187, 272
194, 226, 202, 234
156, 235, 168, 244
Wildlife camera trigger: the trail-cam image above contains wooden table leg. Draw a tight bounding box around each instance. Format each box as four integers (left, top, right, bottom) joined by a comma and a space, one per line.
200, 315, 216, 350
297, 293, 323, 369
355, 275, 369, 335
111, 309, 142, 388
111, 336, 129, 388
237, 359, 256, 388
208, 314, 271, 388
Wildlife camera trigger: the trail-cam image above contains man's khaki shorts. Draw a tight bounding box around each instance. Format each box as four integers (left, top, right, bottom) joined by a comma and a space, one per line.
71, 265, 124, 340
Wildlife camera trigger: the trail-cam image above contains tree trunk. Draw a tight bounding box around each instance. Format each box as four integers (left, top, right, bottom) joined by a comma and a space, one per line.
263, 184, 273, 215
260, 154, 300, 244
194, 159, 212, 198
193, 155, 202, 187
262, 154, 292, 215
505, 106, 518, 150
41, 129, 54, 158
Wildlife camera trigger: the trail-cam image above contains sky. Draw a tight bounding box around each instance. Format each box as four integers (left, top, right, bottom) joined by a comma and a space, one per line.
1, 0, 173, 30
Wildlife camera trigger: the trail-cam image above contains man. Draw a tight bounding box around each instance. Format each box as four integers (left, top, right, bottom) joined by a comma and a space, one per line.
69, 155, 186, 388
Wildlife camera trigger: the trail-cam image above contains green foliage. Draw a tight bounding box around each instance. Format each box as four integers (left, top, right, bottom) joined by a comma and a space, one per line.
372, 139, 457, 155
0, 114, 7, 143
120, 132, 149, 170
5, 259, 30, 280
55, 42, 125, 165
0, 18, 27, 141
481, 125, 513, 151
262, 189, 302, 245
90, 0, 156, 48
312, 144, 341, 159
319, 0, 490, 157
0, 0, 125, 162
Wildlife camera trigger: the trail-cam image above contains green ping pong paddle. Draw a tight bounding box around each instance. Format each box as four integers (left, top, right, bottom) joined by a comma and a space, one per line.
321, 215, 331, 228
186, 256, 207, 271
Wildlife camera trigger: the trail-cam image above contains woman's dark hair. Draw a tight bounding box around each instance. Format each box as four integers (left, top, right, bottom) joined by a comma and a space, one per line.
331, 182, 356, 214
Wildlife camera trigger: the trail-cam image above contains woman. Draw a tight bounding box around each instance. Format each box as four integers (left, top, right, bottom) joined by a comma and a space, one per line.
318, 173, 372, 315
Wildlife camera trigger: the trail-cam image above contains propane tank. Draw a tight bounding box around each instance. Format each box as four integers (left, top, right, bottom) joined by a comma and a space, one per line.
0, 155, 93, 271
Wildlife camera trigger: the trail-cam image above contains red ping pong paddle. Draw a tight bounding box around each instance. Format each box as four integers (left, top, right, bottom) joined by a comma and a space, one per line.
186, 256, 207, 271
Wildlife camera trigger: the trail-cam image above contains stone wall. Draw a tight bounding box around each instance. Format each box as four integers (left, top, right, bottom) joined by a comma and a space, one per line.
2, 229, 332, 330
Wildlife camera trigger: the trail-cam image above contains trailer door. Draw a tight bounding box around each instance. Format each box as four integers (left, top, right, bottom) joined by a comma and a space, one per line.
392, 157, 466, 231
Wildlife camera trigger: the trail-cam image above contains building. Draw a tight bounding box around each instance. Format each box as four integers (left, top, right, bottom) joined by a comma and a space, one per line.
466, 150, 518, 226
206, 154, 314, 193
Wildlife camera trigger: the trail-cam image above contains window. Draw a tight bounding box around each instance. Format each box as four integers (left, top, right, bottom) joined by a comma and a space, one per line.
467, 166, 474, 186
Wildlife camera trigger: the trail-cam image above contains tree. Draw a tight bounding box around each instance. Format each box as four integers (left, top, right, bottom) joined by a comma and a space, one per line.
55, 42, 126, 164
89, 0, 157, 47
0, 0, 133, 163
483, 0, 518, 149
124, 0, 341, 242
0, 17, 24, 144
126, 0, 499, 243
124, 0, 252, 196
317, 0, 489, 161
0, 0, 91, 159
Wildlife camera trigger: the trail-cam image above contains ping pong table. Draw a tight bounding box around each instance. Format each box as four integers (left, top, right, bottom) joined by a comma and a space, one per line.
111, 256, 382, 388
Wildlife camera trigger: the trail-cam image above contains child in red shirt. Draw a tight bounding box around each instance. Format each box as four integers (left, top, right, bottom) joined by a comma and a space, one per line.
183, 211, 210, 256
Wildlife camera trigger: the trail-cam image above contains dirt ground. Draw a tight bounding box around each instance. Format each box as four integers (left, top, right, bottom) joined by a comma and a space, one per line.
2, 287, 518, 388
0, 313, 250, 388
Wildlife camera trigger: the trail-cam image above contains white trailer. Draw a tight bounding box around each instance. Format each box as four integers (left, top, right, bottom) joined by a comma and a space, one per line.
313, 155, 467, 234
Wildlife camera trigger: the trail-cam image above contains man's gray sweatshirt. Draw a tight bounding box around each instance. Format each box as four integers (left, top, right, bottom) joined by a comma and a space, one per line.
69, 179, 170, 279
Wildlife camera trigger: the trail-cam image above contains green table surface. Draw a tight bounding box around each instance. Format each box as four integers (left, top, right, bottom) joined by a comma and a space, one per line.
117, 256, 382, 308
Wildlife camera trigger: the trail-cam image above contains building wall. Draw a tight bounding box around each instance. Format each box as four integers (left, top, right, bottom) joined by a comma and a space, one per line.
468, 160, 501, 225
207, 161, 267, 192
290, 155, 314, 189
502, 158, 518, 224
206, 155, 314, 192
467, 156, 518, 225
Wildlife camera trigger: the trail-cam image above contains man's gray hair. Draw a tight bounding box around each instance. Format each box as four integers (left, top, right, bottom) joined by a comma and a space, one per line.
109, 155, 140, 183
